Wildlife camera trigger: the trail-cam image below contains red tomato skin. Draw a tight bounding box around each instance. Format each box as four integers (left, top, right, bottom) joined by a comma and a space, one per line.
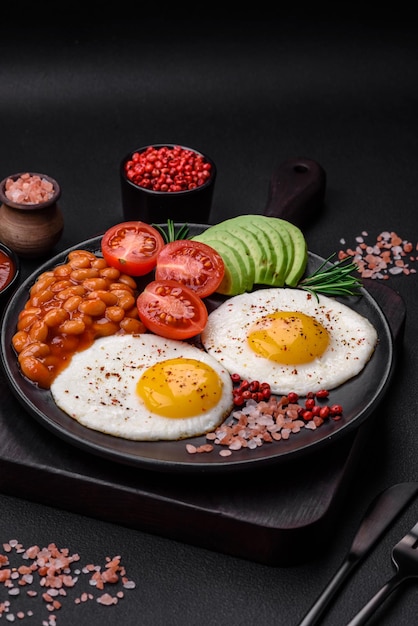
101, 221, 165, 276
136, 279, 208, 340
155, 239, 225, 298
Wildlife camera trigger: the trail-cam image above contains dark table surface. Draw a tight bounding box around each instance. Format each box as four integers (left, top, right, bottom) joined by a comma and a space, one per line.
1, 16, 418, 626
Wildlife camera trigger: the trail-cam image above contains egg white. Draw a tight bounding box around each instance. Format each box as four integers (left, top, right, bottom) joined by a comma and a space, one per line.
201, 288, 378, 396
50, 334, 234, 441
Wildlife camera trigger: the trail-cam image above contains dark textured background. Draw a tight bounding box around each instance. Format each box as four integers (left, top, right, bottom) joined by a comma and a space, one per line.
1, 17, 418, 625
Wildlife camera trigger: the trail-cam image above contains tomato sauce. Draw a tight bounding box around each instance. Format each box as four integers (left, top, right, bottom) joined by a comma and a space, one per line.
0, 249, 15, 291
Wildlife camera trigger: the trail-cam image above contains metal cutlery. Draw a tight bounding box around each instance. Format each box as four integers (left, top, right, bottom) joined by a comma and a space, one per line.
346, 519, 418, 625
298, 481, 418, 625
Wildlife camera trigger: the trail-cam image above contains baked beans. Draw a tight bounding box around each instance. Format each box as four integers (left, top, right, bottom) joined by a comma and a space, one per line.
12, 249, 146, 389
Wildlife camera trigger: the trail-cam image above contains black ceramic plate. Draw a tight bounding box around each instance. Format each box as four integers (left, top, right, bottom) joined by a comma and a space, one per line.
0, 225, 394, 474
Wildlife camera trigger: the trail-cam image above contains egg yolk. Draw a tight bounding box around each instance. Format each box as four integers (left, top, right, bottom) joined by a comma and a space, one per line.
247, 311, 329, 365
136, 357, 223, 418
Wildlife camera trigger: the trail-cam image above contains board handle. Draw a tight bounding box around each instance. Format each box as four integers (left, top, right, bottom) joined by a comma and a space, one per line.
264, 157, 326, 227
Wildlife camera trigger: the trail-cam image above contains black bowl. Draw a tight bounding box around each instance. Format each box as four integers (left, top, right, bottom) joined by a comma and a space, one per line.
120, 144, 216, 224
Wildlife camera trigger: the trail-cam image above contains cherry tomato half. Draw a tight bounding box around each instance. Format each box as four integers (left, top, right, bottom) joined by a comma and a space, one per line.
136, 279, 208, 340
101, 221, 165, 276
155, 239, 225, 298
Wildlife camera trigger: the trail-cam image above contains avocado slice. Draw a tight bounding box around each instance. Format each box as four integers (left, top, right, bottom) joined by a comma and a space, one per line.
224, 214, 289, 287
206, 215, 287, 286
211, 214, 307, 287
261, 216, 295, 278
250, 215, 306, 286
193, 228, 255, 291
196, 214, 308, 293
205, 218, 276, 285
276, 219, 308, 286
197, 237, 249, 295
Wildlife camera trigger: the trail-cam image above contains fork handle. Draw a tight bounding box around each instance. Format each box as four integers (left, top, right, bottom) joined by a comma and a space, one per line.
298, 558, 355, 625
345, 573, 404, 625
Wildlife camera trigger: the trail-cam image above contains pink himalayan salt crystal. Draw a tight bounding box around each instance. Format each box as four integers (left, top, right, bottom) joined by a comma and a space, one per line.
5, 173, 55, 205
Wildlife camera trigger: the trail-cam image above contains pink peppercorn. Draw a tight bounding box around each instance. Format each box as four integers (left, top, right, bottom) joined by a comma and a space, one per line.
125, 145, 213, 193
315, 389, 330, 399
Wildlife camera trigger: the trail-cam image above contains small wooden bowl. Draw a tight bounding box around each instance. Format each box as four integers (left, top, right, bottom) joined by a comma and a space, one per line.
0, 172, 64, 258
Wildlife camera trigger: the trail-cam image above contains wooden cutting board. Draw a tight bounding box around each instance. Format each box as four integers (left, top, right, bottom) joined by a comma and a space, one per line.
0, 280, 404, 566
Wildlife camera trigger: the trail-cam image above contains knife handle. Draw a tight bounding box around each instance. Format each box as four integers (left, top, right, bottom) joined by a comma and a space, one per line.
264, 157, 326, 228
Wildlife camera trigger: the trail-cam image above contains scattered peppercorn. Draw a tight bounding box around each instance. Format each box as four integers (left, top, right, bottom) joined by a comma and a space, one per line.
315, 389, 330, 399
231, 377, 272, 407
186, 376, 344, 456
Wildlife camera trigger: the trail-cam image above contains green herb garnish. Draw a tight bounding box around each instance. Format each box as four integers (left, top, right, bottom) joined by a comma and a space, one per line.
299, 253, 362, 299
152, 219, 190, 244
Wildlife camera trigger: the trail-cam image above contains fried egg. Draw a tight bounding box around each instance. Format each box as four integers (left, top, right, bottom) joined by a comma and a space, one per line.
201, 288, 378, 395
50, 334, 234, 441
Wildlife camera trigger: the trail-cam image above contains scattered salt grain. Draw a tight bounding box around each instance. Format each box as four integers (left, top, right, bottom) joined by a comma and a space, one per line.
0, 540, 136, 623
97, 593, 117, 606
8, 588, 20, 596
187, 393, 341, 456
338, 230, 418, 279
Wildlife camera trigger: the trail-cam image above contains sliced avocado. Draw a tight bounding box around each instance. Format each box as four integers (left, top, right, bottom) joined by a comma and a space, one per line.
280, 220, 308, 286
245, 215, 306, 286
210, 214, 308, 288
193, 229, 255, 291
205, 218, 274, 285
206, 215, 285, 286
225, 214, 289, 287
262, 216, 295, 278
197, 238, 248, 296
198, 221, 267, 285
240, 224, 278, 285
196, 214, 308, 293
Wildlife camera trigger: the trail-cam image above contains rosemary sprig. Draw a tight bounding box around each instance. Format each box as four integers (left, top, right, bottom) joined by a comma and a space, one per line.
152, 219, 190, 244
298, 253, 363, 299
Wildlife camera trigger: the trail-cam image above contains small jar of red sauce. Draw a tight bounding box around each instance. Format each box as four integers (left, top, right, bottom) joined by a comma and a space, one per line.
0, 242, 19, 304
